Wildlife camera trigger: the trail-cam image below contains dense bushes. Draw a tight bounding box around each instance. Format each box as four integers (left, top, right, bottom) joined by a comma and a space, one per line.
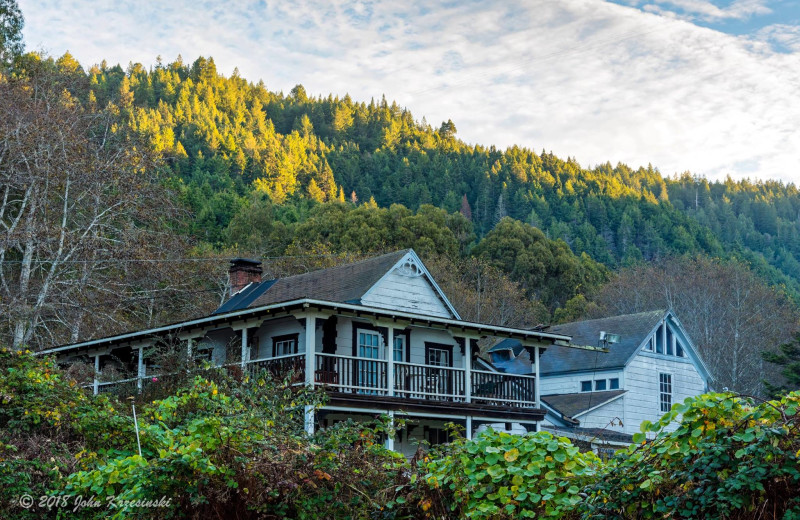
2, 348, 799, 519
424, 429, 599, 518
583, 392, 800, 519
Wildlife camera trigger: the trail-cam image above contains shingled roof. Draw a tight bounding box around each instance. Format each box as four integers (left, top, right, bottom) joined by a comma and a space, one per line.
214, 250, 412, 314
539, 310, 666, 375
542, 390, 627, 419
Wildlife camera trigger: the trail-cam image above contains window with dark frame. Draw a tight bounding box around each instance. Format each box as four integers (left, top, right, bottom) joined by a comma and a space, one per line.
595, 379, 607, 391
393, 335, 406, 362
659, 373, 672, 412
581, 380, 592, 392
272, 333, 299, 357
609, 378, 620, 390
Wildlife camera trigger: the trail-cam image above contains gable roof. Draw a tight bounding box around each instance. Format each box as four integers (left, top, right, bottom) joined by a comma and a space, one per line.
542, 390, 627, 419
214, 249, 460, 318
539, 310, 666, 375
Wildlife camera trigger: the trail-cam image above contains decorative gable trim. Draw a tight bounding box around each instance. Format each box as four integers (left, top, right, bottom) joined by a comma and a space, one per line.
360, 250, 461, 320
629, 310, 712, 388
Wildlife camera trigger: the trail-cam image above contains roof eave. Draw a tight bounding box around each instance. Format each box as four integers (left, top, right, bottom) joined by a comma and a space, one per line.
39, 298, 575, 356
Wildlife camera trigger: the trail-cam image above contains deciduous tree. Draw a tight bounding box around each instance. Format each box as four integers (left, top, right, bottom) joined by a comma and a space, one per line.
593, 256, 798, 395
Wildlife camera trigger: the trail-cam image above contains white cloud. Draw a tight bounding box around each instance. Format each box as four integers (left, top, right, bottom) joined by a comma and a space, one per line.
650, 0, 771, 22
17, 0, 800, 183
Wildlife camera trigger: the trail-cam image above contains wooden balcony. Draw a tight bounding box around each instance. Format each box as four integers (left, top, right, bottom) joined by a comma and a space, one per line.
87, 353, 538, 411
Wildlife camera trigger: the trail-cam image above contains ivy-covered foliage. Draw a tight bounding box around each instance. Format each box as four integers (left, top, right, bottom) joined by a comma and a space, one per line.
0, 348, 412, 519
424, 429, 599, 519
3, 348, 799, 519
583, 392, 800, 519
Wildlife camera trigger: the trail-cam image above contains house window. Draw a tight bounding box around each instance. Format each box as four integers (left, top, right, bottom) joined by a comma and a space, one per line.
595, 379, 607, 391
609, 378, 620, 390
427, 427, 449, 446
393, 335, 406, 362
676, 340, 685, 358
357, 330, 383, 392
644, 336, 654, 351
659, 373, 672, 412
655, 325, 664, 354
272, 334, 299, 357
581, 381, 592, 392
426, 345, 451, 367
666, 327, 675, 356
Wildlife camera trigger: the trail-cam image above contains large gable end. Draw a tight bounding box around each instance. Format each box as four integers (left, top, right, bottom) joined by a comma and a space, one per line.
636, 310, 712, 385
360, 250, 460, 319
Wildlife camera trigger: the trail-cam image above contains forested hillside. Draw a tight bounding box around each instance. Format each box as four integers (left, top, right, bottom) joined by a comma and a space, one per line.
64, 54, 800, 296
4, 50, 800, 392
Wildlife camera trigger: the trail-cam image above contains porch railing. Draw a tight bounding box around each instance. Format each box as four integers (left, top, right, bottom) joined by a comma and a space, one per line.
471, 369, 536, 407
393, 361, 466, 401
86, 352, 537, 408
315, 353, 389, 395
248, 353, 305, 383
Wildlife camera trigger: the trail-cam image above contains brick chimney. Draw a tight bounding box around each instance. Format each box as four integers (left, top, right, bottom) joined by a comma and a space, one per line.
229, 258, 262, 296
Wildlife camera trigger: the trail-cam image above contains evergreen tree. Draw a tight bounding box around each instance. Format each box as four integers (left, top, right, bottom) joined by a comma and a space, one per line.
763, 335, 800, 397
0, 0, 23, 70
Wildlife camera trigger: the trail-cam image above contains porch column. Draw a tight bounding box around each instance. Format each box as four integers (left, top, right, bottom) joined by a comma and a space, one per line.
93, 355, 100, 395
385, 410, 395, 451
534, 345, 541, 408
463, 337, 472, 404
466, 415, 473, 440
304, 318, 316, 387
187, 337, 193, 361
386, 326, 395, 396
240, 329, 249, 368
304, 405, 315, 435
304, 317, 316, 435
137, 347, 144, 391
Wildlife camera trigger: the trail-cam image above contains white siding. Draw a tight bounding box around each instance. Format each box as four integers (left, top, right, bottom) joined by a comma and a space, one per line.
540, 370, 623, 395
250, 317, 309, 359
362, 269, 453, 318
623, 352, 705, 435
335, 318, 461, 366
577, 396, 626, 430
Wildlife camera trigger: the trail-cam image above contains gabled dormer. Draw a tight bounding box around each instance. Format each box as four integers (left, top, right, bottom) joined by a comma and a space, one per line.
214, 249, 460, 319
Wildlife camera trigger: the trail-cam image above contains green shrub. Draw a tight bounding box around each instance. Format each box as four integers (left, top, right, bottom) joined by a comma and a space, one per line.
423, 428, 600, 519
583, 392, 800, 519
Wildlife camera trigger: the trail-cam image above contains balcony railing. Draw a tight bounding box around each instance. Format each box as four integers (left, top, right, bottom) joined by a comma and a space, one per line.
248, 353, 305, 383
86, 352, 537, 408
394, 361, 466, 401
471, 369, 536, 407
315, 353, 389, 395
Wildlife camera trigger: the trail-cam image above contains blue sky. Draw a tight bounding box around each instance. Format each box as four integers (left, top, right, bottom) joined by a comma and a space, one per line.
18, 0, 800, 183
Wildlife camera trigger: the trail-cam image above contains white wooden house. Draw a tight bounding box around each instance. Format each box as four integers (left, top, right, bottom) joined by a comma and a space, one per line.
41, 249, 591, 456
491, 310, 712, 446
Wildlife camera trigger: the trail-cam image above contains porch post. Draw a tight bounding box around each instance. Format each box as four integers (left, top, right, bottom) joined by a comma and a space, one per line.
137, 347, 144, 391
385, 410, 395, 451
93, 354, 100, 395
304, 318, 316, 387
464, 337, 472, 404
466, 415, 473, 440
240, 328, 249, 368
304, 405, 315, 435
386, 326, 394, 396
304, 317, 316, 435
187, 337, 193, 361
534, 345, 541, 408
